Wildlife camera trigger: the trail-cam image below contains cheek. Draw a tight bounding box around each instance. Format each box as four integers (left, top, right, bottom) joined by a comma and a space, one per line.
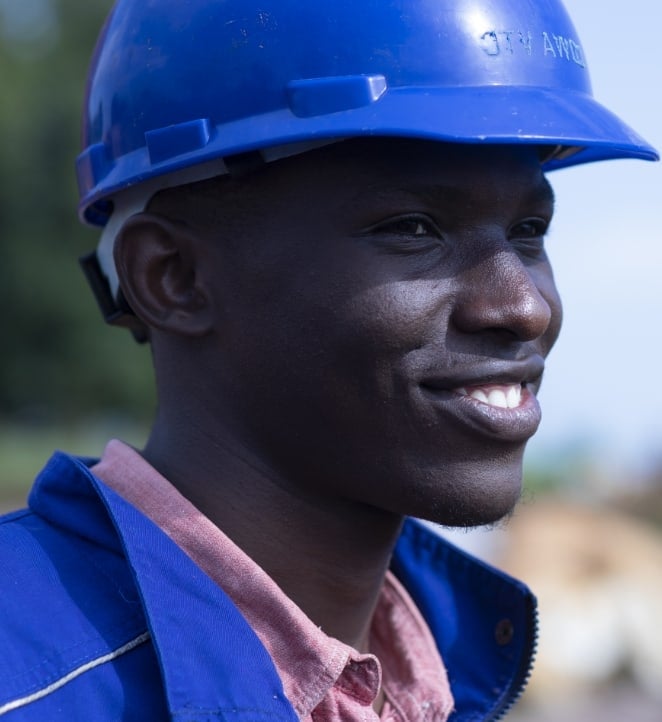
346, 279, 451, 351
253, 279, 446, 419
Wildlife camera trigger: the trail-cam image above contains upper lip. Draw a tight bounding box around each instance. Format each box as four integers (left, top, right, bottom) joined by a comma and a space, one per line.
418, 356, 545, 391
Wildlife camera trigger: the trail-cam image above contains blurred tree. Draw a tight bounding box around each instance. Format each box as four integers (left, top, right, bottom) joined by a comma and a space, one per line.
0, 0, 155, 423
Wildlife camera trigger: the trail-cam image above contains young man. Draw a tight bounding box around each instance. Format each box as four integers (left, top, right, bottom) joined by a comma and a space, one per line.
0, 1, 656, 720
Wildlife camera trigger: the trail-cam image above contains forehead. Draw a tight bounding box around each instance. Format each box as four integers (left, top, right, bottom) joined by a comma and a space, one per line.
238, 139, 553, 209
165, 138, 555, 233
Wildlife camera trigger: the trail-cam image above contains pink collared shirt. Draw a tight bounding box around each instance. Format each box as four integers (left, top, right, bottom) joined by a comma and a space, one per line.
92, 440, 454, 721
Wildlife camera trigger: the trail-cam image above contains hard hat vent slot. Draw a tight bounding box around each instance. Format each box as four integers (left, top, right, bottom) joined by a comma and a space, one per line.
287, 75, 388, 118
146, 118, 213, 165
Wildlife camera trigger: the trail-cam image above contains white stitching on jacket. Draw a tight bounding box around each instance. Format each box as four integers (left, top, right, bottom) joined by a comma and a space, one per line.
0, 632, 151, 716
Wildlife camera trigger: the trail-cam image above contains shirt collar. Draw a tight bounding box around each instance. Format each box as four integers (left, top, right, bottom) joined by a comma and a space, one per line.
92, 440, 454, 720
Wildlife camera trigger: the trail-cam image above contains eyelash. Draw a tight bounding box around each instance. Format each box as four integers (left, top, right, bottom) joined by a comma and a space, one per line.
508, 218, 550, 258
383, 214, 438, 234
366, 214, 441, 239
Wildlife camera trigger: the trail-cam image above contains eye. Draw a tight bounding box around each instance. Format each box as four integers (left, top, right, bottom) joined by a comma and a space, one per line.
508, 217, 549, 258
365, 213, 443, 240
378, 215, 438, 237
356, 212, 449, 267
360, 213, 446, 256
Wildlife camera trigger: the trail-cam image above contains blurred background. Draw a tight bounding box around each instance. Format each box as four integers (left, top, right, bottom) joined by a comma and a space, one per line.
0, 1, 660, 719
0, 0, 153, 505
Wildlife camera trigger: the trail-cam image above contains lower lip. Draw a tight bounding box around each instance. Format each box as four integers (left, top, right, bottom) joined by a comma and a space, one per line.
419, 385, 542, 443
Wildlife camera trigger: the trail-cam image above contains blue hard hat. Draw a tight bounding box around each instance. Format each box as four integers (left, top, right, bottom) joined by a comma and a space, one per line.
77, 0, 658, 226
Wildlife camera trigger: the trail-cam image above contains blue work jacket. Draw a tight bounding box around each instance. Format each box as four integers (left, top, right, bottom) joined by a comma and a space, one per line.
0, 452, 537, 721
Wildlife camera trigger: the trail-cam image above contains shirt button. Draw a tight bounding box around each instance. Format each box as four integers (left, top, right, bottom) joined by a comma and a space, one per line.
495, 618, 514, 646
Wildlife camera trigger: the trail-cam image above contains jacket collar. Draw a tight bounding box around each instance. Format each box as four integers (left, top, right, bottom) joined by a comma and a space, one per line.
393, 522, 537, 721
30, 452, 298, 721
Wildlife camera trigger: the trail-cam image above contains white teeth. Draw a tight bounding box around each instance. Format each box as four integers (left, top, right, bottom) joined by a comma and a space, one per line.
458, 384, 522, 409
487, 389, 508, 408
506, 385, 522, 408
470, 389, 489, 405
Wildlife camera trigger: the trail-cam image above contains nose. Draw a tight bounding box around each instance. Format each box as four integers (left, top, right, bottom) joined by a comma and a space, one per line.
451, 249, 552, 342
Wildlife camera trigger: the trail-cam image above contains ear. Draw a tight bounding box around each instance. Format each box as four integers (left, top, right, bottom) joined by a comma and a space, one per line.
113, 213, 213, 337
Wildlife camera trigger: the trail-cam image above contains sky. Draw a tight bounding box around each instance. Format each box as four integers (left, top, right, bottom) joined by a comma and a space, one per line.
525, 0, 662, 476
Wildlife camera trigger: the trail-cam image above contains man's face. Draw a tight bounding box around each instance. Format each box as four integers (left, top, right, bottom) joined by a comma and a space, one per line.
190, 139, 562, 527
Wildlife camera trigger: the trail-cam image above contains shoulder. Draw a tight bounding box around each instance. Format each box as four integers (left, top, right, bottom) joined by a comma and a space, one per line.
0, 504, 142, 622
0, 506, 166, 720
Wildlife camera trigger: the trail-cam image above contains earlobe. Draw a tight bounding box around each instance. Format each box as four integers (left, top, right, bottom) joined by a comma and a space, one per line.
113, 213, 213, 337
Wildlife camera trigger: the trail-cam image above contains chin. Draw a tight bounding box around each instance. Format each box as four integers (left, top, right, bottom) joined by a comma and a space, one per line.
417, 496, 521, 529
404, 459, 525, 529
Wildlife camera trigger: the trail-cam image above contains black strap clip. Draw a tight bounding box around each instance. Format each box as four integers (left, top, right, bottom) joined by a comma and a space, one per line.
79, 251, 149, 344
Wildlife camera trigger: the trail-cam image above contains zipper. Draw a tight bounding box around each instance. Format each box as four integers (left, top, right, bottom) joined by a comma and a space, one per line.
489, 594, 539, 721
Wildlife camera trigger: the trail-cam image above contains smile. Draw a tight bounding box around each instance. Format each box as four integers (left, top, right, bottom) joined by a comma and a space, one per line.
419, 369, 543, 443
455, 383, 523, 409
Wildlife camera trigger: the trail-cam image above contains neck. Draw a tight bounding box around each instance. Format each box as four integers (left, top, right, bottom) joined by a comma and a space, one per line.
143, 414, 404, 650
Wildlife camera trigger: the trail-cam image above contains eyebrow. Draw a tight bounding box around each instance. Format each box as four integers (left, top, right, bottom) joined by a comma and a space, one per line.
348, 177, 556, 211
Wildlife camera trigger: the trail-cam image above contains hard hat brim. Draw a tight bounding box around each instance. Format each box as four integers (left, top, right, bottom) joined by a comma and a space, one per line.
79, 84, 658, 226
